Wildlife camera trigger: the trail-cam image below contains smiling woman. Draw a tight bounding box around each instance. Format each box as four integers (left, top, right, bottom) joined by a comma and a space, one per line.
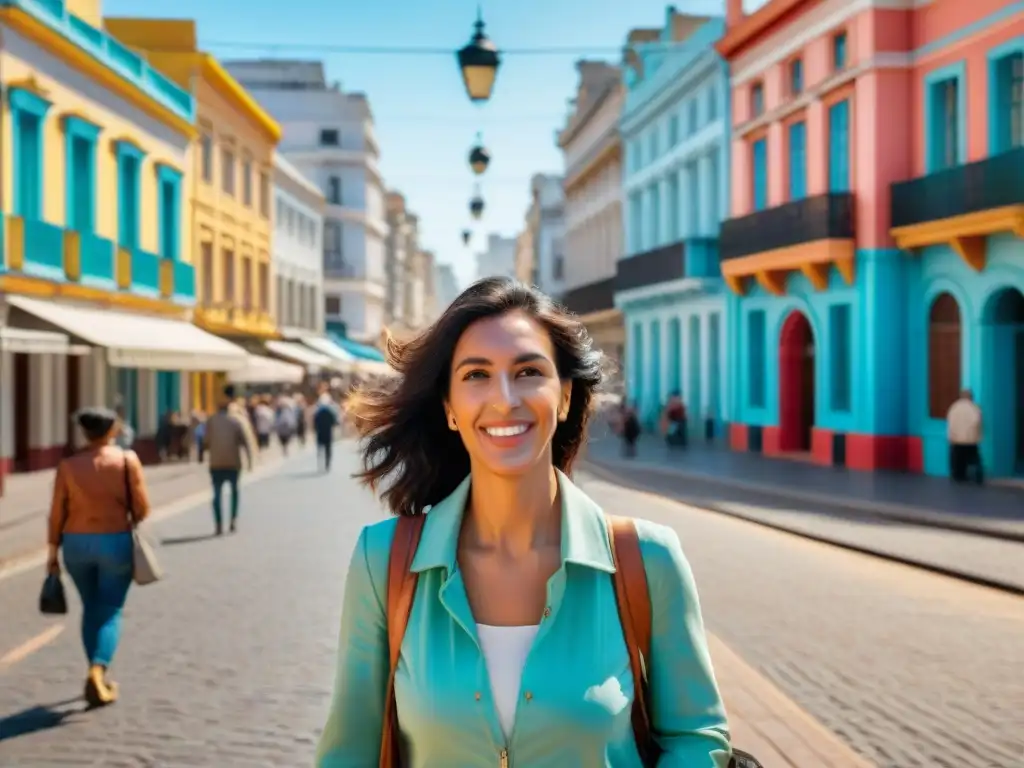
321, 277, 732, 767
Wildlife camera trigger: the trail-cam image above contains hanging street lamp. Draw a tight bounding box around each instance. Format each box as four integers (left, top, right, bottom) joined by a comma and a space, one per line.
469, 194, 485, 220
457, 9, 501, 103
462, 229, 472, 245
468, 132, 490, 175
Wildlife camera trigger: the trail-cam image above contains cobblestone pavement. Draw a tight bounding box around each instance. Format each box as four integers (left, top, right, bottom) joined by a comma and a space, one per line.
583, 459, 1024, 594
0, 444, 1021, 767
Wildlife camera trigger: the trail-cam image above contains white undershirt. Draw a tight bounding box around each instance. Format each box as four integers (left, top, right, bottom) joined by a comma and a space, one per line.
477, 624, 540, 739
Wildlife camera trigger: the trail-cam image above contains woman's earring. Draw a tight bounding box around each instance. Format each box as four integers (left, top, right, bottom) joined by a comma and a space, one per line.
448, 416, 458, 430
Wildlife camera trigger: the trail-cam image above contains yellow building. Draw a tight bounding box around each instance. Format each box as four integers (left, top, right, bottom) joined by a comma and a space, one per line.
0, 0, 249, 484
105, 17, 284, 411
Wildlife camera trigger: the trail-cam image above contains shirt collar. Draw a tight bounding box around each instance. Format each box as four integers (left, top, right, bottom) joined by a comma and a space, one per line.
410, 469, 616, 575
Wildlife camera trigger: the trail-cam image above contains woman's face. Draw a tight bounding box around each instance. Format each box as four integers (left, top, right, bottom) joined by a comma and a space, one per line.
446, 310, 571, 477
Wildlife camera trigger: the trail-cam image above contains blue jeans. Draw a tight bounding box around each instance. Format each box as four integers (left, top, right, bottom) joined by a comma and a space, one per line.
62, 532, 133, 667
210, 468, 240, 526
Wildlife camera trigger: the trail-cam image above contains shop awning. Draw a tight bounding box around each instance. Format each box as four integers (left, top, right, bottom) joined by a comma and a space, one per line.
328, 333, 387, 362
228, 354, 305, 385
264, 340, 334, 369
299, 336, 356, 369
0, 327, 91, 355
6, 295, 248, 371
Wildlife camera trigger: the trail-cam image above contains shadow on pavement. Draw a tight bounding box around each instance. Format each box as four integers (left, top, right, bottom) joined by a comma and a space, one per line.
160, 533, 220, 547
0, 697, 82, 741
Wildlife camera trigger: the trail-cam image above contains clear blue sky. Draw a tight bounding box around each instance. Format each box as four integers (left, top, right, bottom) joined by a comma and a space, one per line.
105, 0, 726, 288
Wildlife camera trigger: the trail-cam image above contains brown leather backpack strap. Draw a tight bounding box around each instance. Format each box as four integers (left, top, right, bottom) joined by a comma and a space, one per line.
379, 514, 426, 768
608, 515, 658, 767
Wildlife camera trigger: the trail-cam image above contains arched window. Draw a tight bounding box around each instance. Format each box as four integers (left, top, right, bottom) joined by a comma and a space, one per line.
927, 292, 962, 419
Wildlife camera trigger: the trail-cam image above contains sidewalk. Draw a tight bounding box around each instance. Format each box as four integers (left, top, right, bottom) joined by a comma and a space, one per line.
583, 429, 1024, 594
710, 634, 874, 767
584, 426, 1024, 540
0, 441, 300, 567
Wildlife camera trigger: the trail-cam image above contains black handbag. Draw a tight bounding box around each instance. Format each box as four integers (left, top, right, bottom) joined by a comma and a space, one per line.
39, 572, 68, 615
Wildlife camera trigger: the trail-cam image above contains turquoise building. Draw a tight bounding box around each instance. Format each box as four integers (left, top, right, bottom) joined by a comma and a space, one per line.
617, 12, 731, 438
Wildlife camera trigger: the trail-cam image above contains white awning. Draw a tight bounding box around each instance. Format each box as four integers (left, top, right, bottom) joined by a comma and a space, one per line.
7, 295, 248, 371
228, 354, 305, 385
264, 340, 333, 369
0, 327, 90, 355
300, 336, 356, 369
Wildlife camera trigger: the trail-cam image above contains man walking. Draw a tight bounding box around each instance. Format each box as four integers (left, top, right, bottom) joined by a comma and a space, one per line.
947, 388, 983, 484
312, 387, 340, 472
204, 385, 253, 535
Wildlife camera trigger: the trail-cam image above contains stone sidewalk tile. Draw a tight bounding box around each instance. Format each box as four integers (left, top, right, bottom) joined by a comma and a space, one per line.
711, 634, 876, 768
0, 442, 300, 566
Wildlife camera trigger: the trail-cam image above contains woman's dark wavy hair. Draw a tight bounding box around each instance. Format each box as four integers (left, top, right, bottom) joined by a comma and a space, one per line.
348, 276, 604, 516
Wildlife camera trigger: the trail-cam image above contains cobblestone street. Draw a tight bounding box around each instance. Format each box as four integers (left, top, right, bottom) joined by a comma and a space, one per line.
0, 442, 1021, 767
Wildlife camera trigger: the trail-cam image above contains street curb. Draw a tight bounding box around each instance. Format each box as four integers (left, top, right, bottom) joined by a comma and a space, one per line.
583, 461, 1024, 598
585, 455, 1024, 543
0, 449, 311, 583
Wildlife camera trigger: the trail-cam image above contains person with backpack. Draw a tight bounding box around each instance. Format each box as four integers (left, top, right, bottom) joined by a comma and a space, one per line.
316, 277, 732, 767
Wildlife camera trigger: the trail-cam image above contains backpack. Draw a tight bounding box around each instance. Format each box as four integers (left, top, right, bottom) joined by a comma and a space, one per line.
379, 515, 763, 768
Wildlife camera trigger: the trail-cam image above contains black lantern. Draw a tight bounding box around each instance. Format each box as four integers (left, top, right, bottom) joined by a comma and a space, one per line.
469, 194, 485, 220
461, 229, 471, 245
456, 10, 501, 103
468, 133, 490, 175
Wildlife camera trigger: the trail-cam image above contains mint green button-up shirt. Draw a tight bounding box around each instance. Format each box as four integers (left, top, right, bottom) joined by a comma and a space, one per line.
317, 471, 731, 767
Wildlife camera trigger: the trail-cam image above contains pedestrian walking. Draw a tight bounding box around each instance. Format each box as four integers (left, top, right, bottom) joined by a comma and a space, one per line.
294, 394, 308, 447
113, 404, 134, 449
316, 277, 730, 766
947, 389, 984, 483
312, 388, 340, 471
203, 385, 253, 535
275, 394, 298, 455
253, 396, 274, 451
46, 407, 152, 708
618, 398, 641, 457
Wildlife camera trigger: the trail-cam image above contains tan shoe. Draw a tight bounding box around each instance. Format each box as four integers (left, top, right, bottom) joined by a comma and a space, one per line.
84, 665, 115, 707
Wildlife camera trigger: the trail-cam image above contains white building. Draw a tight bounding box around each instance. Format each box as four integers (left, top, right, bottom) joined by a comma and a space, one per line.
528, 174, 566, 298
273, 154, 325, 337
476, 234, 517, 281
433, 262, 461, 313
224, 59, 387, 343
558, 61, 625, 363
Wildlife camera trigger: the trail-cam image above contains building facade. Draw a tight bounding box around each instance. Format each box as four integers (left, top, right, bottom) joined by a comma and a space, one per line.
477, 234, 517, 280
273, 153, 325, 338
384, 191, 417, 330
433, 261, 460, 313
528, 174, 566, 298
105, 18, 283, 410
718, 0, 1022, 478
558, 60, 626, 366
618, 11, 731, 434
0, 0, 248, 492
223, 60, 387, 344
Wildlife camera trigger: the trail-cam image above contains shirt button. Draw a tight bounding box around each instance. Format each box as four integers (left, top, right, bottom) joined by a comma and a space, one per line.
524, 691, 533, 701
475, 692, 481, 701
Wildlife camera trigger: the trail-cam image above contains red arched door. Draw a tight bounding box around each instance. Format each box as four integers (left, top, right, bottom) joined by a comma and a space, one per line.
779, 311, 815, 452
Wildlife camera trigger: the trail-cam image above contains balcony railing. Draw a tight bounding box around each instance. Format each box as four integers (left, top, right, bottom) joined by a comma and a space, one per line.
23, 218, 65, 278
891, 146, 1024, 229
616, 241, 685, 292
130, 248, 161, 294
560, 277, 615, 316
78, 231, 116, 286
719, 192, 855, 261
8, 0, 194, 120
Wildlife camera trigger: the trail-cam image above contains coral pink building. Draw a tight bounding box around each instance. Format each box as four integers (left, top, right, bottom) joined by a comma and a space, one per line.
715, 0, 1023, 477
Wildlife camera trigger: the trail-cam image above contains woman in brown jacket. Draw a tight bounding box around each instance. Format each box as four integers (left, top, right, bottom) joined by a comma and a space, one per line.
47, 407, 152, 707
